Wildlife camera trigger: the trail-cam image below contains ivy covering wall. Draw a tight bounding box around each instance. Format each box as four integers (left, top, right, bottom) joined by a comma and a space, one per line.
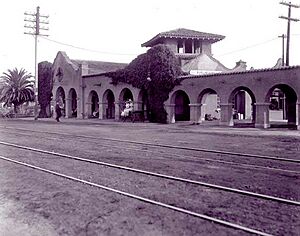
38, 61, 53, 118
106, 44, 184, 123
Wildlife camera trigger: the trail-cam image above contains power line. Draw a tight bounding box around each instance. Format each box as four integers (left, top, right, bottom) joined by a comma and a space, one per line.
216, 37, 278, 57
40, 36, 139, 57
39, 33, 299, 62
43, 35, 284, 59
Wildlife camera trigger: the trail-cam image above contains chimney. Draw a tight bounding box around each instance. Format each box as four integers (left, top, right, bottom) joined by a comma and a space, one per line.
236, 60, 247, 69
80, 62, 89, 76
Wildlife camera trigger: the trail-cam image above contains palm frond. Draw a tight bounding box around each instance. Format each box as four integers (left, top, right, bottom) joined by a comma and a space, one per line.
0, 68, 35, 109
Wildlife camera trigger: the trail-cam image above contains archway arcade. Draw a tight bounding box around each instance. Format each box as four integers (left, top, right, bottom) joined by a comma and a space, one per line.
53, 63, 300, 129
166, 66, 300, 129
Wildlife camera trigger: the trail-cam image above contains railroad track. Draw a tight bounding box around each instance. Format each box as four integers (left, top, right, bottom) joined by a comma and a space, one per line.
1, 126, 299, 200
0, 140, 298, 206
1, 154, 274, 236
0, 126, 299, 173
0, 146, 294, 236
0, 126, 299, 235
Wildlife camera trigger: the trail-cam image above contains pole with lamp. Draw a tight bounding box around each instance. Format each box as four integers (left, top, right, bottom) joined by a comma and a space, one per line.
146, 63, 152, 121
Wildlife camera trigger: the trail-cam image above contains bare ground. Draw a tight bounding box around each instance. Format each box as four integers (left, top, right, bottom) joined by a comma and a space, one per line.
0, 119, 299, 235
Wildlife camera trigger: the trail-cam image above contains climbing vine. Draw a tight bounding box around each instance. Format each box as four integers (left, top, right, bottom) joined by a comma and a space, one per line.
38, 61, 53, 118
106, 44, 184, 123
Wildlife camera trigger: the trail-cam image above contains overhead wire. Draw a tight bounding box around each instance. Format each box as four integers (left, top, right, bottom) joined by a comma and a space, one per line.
216, 37, 279, 57
41, 35, 297, 59
40, 36, 139, 56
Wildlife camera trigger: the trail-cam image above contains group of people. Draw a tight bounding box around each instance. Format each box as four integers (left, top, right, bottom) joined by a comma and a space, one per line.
121, 99, 134, 117
52, 98, 133, 122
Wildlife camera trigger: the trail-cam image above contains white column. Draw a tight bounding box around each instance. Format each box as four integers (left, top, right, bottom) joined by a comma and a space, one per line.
220, 103, 234, 126
165, 104, 176, 123
189, 103, 202, 124
254, 103, 270, 129
115, 102, 120, 120
65, 98, 71, 118
296, 102, 300, 130
86, 102, 92, 118
99, 102, 105, 119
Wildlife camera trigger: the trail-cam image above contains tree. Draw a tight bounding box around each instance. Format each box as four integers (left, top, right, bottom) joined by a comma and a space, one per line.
38, 61, 53, 117
0, 68, 34, 113
106, 44, 183, 123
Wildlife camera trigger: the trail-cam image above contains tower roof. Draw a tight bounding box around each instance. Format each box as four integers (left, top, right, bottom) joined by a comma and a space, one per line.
142, 28, 225, 47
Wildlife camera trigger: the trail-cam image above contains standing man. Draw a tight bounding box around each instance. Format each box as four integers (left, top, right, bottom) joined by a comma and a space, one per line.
55, 101, 62, 122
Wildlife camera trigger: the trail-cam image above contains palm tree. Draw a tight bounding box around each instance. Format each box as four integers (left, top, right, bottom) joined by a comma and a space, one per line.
0, 68, 35, 113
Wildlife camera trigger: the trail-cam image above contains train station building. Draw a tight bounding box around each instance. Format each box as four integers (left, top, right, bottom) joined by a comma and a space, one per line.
51, 28, 300, 129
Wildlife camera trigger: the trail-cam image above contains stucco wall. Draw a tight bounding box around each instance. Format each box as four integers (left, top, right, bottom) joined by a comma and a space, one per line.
167, 67, 300, 105
166, 66, 300, 127
51, 51, 300, 128
163, 38, 178, 53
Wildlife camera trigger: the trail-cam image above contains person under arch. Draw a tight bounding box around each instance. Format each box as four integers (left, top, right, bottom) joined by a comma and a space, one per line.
121, 99, 133, 117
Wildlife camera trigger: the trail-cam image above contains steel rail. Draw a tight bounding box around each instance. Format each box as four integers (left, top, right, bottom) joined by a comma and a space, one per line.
0, 125, 299, 164
0, 155, 274, 236
104, 137, 300, 164
1, 128, 298, 174
0, 141, 299, 206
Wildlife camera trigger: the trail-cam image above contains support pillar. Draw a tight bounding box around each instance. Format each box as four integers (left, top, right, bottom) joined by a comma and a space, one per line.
77, 96, 84, 119
296, 102, 300, 130
254, 103, 270, 129
51, 100, 55, 118
74, 98, 79, 118
115, 102, 120, 121
165, 104, 176, 123
99, 102, 105, 119
65, 98, 71, 118
220, 103, 234, 126
133, 101, 139, 111
192, 40, 195, 53
189, 103, 202, 124
200, 104, 207, 121
85, 102, 92, 118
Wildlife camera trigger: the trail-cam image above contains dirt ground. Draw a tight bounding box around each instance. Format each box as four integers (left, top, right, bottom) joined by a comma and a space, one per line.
0, 118, 299, 236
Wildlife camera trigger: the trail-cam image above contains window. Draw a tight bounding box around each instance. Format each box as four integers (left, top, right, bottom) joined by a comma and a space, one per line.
185, 40, 193, 53
177, 41, 183, 53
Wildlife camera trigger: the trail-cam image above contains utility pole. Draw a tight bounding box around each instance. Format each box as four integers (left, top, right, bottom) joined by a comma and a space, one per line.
278, 34, 286, 66
279, 1, 299, 66
24, 6, 49, 120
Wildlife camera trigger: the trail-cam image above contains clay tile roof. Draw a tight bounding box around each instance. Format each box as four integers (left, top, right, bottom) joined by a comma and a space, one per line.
142, 28, 225, 47
178, 65, 300, 79
72, 60, 127, 75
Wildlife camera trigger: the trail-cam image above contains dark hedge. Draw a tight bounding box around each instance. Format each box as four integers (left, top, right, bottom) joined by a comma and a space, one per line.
38, 61, 53, 118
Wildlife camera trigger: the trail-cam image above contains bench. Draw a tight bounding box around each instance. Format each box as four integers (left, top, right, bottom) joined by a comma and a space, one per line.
121, 110, 145, 122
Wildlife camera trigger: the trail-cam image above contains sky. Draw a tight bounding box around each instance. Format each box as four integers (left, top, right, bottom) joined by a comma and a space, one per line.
1, 0, 300, 76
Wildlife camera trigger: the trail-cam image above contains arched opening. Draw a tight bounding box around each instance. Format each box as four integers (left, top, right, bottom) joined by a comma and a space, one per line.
55, 87, 65, 117
119, 88, 134, 113
88, 90, 99, 118
229, 87, 256, 126
137, 89, 149, 120
266, 84, 297, 128
119, 88, 133, 102
103, 89, 115, 119
174, 90, 190, 121
198, 88, 220, 122
68, 88, 77, 118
